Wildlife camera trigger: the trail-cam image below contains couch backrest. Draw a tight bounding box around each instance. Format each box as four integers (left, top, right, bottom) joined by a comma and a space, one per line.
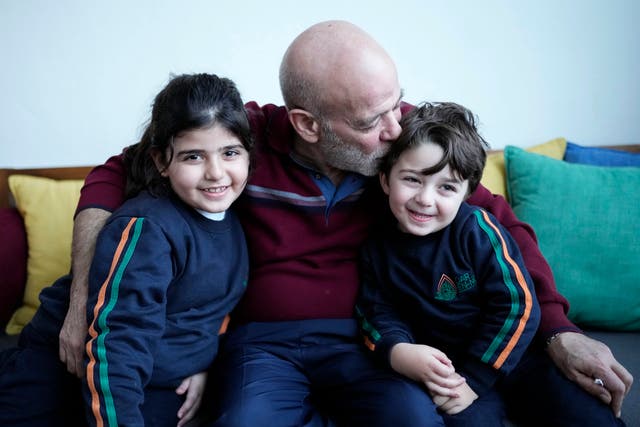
0, 166, 93, 209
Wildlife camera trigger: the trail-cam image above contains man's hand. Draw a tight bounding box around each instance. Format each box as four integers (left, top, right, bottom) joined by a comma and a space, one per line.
546, 331, 633, 417
431, 376, 478, 415
176, 371, 207, 427
59, 288, 88, 377
390, 343, 465, 397
59, 208, 111, 378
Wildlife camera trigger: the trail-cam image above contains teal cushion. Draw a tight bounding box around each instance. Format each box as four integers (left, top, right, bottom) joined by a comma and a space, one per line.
504, 146, 640, 331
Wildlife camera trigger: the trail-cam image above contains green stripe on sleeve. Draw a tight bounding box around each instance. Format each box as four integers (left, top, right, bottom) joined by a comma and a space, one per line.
473, 211, 520, 364
96, 218, 145, 426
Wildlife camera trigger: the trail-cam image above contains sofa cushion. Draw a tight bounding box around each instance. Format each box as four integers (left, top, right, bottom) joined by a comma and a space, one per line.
480, 138, 566, 199
0, 208, 27, 326
5, 175, 84, 335
564, 141, 640, 166
504, 146, 640, 331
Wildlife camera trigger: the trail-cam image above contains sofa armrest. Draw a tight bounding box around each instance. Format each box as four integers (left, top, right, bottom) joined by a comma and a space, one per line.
0, 207, 27, 326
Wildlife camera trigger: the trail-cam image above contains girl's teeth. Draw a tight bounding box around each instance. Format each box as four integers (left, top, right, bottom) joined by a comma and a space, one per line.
204, 187, 226, 193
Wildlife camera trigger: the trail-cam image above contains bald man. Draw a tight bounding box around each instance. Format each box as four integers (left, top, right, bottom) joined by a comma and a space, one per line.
59, 20, 631, 426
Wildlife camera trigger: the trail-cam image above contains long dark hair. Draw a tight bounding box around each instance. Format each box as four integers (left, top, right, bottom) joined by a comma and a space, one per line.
123, 73, 253, 199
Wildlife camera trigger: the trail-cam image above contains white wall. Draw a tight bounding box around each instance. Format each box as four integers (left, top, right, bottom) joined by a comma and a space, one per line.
1, 0, 639, 168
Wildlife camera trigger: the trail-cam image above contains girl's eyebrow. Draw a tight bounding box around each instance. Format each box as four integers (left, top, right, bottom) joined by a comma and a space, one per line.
220, 143, 245, 150
175, 143, 245, 156
175, 149, 204, 156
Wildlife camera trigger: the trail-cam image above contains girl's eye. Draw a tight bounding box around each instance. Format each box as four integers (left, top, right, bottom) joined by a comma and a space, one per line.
442, 184, 457, 192
223, 149, 240, 158
184, 154, 202, 161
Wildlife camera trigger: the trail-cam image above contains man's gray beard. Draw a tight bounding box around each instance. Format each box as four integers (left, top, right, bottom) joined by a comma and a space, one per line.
319, 122, 389, 177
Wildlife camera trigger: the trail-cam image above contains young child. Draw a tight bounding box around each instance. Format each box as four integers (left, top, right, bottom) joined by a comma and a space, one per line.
0, 73, 253, 427
356, 103, 625, 426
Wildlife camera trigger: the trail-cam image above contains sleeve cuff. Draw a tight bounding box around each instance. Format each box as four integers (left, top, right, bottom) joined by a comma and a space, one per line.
376, 332, 413, 367
538, 301, 582, 342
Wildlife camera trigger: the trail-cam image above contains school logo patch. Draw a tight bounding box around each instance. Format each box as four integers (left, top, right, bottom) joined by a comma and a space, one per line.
435, 273, 476, 300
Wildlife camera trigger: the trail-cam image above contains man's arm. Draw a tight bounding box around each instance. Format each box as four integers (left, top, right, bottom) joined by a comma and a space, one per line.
59, 208, 111, 377
59, 153, 127, 377
468, 184, 633, 416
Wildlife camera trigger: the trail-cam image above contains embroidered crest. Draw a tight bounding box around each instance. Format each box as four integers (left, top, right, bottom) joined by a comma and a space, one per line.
457, 272, 476, 292
435, 273, 476, 300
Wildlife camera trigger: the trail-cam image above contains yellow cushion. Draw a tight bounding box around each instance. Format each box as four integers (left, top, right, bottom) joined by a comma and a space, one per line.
480, 138, 567, 199
5, 175, 84, 335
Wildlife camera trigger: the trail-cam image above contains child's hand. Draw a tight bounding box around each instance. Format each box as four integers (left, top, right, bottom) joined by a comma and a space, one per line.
431, 378, 478, 415
390, 343, 465, 397
175, 371, 207, 427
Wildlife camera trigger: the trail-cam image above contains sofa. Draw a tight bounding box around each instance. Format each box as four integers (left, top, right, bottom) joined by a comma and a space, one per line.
1, 140, 638, 426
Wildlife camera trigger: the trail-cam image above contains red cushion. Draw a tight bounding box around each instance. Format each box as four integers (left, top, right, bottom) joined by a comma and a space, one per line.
0, 207, 27, 326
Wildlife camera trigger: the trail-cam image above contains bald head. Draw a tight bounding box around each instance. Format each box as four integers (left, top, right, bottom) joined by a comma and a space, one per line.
279, 20, 398, 117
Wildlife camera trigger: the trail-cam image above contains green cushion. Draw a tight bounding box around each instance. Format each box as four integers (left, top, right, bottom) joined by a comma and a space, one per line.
504, 146, 640, 331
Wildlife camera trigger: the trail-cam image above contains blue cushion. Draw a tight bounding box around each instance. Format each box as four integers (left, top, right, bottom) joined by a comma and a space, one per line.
564, 141, 640, 166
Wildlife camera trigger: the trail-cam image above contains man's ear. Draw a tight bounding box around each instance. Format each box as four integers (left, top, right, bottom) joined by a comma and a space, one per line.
379, 172, 391, 195
288, 108, 320, 143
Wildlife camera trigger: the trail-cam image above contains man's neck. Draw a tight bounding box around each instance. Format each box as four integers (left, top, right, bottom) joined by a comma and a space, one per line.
292, 138, 346, 186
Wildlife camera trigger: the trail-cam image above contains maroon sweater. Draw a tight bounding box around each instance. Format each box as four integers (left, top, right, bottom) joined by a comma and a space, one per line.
76, 102, 578, 338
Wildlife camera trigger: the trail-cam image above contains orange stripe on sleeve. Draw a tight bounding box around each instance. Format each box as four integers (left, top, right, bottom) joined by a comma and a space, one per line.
218, 315, 231, 335
85, 218, 137, 427
480, 211, 534, 369
363, 336, 376, 352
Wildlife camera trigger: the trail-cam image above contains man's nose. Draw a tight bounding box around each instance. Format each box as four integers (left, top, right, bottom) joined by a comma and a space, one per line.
380, 110, 402, 141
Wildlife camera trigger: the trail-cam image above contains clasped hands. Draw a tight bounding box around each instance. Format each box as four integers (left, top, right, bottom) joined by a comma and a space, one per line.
390, 342, 478, 415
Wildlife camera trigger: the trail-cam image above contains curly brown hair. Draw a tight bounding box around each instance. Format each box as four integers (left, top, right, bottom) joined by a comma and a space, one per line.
379, 102, 489, 195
